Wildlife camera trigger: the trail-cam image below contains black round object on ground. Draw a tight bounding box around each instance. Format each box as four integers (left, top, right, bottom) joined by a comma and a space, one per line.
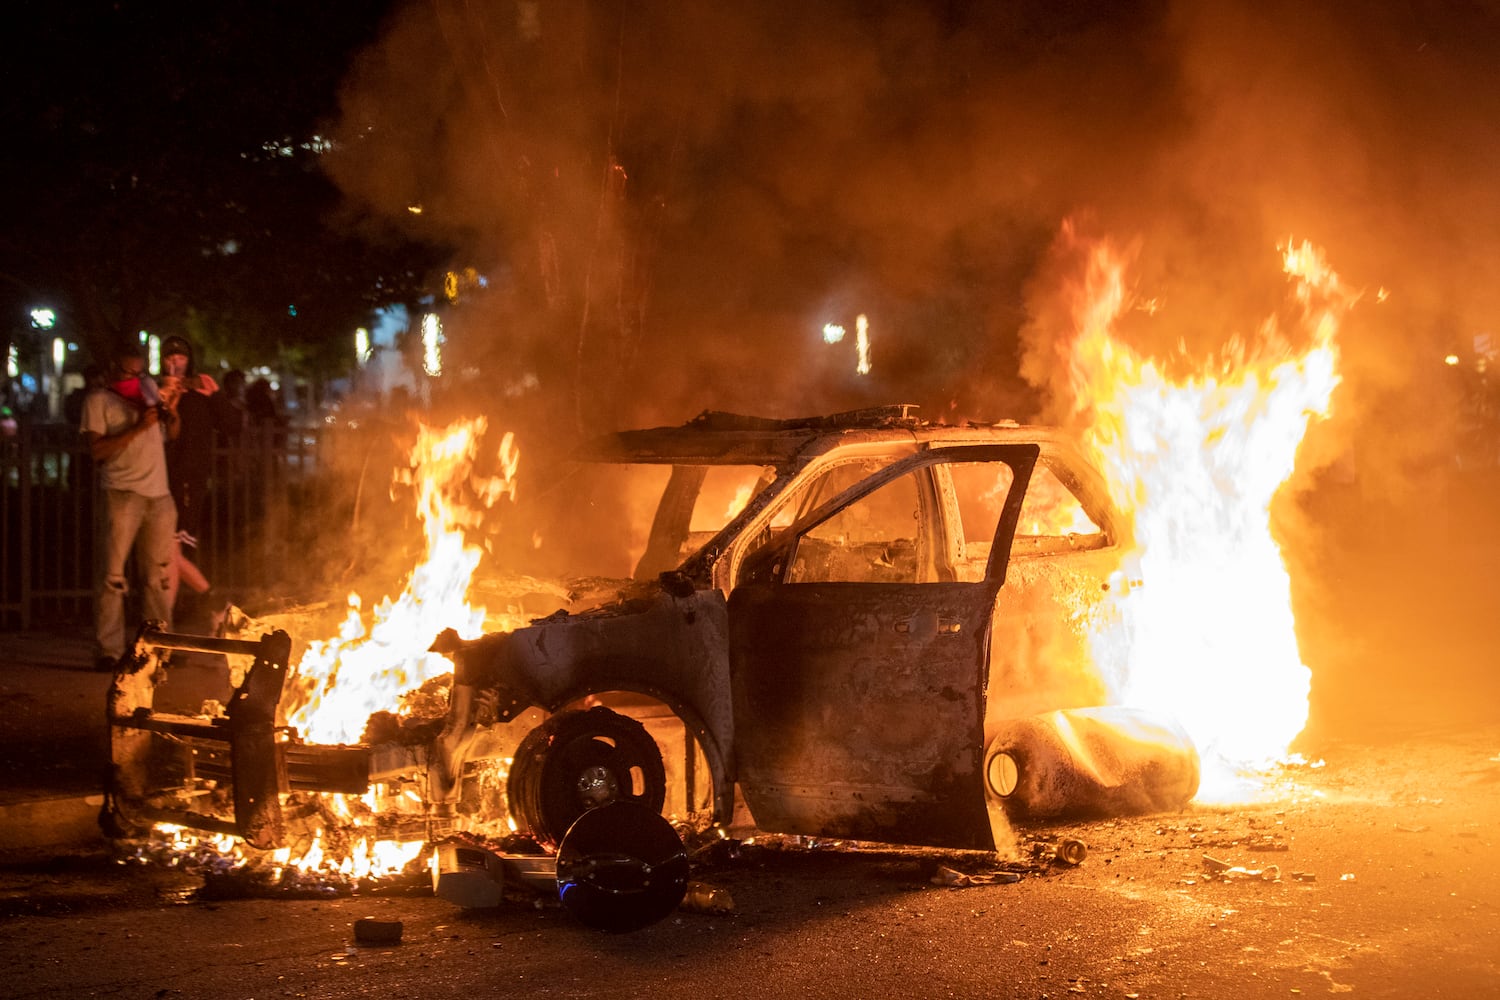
555, 801, 689, 932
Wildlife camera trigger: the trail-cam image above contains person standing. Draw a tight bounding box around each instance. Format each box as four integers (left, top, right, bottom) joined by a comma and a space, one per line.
159, 336, 221, 625
79, 342, 179, 670
210, 368, 248, 445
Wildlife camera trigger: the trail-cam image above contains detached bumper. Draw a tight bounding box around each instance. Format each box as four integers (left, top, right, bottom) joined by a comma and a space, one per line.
106, 625, 371, 849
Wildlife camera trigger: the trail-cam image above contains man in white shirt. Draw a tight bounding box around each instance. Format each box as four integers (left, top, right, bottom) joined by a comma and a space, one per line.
79, 343, 181, 669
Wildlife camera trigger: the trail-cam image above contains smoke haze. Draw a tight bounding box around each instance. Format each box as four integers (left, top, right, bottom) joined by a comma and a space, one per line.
323, 0, 1500, 734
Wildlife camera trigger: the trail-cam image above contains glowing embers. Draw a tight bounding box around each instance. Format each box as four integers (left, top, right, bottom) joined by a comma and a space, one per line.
140, 807, 429, 895
1060, 235, 1351, 799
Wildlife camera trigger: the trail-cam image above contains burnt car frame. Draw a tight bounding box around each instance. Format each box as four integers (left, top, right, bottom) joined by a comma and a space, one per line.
108, 405, 1188, 855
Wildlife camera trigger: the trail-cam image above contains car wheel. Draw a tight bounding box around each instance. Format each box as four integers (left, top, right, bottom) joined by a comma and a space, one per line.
507, 706, 668, 847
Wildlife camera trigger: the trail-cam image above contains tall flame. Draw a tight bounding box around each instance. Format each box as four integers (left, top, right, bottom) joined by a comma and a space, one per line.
1061, 235, 1351, 799
283, 418, 521, 745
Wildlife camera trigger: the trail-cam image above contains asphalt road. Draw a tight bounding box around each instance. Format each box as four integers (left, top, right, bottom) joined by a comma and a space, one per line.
1, 725, 1495, 1000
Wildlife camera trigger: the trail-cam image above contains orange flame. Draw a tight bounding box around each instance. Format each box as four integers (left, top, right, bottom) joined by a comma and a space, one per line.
1060, 235, 1351, 799
283, 418, 521, 746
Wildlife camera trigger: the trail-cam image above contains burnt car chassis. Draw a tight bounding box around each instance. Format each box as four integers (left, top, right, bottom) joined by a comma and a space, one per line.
105, 407, 1201, 914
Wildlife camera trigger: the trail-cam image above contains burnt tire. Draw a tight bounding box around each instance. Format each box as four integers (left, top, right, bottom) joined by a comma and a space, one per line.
507, 706, 667, 848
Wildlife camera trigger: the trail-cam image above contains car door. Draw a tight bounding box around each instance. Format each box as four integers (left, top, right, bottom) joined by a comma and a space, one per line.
728, 445, 1038, 850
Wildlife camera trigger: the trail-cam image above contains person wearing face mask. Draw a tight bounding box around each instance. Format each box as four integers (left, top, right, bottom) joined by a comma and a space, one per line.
79, 342, 180, 671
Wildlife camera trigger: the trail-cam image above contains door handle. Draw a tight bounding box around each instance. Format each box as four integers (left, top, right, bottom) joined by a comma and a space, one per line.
893, 614, 962, 636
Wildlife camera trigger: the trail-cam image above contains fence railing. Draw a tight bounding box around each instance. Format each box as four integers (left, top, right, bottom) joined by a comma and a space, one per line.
0, 419, 399, 632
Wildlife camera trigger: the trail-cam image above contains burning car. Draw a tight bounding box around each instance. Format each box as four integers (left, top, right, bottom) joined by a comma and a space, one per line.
106, 405, 1198, 866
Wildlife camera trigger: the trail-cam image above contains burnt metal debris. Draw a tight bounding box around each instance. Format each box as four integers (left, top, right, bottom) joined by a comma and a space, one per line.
103, 406, 1205, 929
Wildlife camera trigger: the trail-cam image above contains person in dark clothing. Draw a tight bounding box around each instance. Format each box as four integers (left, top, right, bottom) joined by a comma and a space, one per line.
158, 336, 224, 627
211, 369, 248, 445
244, 376, 286, 448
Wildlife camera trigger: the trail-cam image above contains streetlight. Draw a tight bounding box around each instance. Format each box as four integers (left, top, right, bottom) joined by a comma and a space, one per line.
29, 307, 61, 418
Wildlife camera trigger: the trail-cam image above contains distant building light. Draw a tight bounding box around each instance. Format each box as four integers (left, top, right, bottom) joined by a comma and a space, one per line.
822, 323, 845, 344
6, 344, 17, 378
855, 314, 871, 376
288, 304, 298, 317
30, 308, 56, 330
1444, 354, 1460, 366
407, 204, 424, 215
52, 337, 65, 373
145, 334, 160, 373
219, 240, 240, 255
355, 328, 370, 367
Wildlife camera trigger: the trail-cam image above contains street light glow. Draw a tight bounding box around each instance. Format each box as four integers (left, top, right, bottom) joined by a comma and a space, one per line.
30, 308, 56, 330
422, 313, 443, 376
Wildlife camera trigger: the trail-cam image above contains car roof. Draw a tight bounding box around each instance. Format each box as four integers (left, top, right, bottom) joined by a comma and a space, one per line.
573, 405, 1083, 467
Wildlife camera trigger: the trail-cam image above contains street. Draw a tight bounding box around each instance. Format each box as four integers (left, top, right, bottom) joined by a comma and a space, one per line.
2, 725, 1496, 1000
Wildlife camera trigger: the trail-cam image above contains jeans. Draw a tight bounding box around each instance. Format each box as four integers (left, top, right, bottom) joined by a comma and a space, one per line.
96, 489, 178, 659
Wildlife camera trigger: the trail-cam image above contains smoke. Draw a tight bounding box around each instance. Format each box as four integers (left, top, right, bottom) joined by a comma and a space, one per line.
322, 0, 1500, 731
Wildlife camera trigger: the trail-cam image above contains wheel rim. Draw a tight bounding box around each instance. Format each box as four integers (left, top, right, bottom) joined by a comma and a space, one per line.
509, 707, 668, 846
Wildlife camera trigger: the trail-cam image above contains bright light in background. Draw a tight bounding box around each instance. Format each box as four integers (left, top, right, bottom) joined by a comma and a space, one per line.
422, 313, 443, 376
51, 338, 65, 374
1444, 354, 1460, 366
355, 328, 370, 367
822, 323, 846, 344
30, 308, 56, 330
137, 331, 161, 373
6, 345, 16, 378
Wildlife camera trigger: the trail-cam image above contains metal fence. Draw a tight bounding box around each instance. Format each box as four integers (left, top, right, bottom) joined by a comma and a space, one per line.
0, 419, 372, 631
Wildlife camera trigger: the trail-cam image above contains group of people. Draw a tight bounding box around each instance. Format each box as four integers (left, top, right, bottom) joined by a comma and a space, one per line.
78, 337, 265, 671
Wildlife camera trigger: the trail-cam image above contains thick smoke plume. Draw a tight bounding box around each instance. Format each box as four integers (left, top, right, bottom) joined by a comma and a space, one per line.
323, 0, 1500, 733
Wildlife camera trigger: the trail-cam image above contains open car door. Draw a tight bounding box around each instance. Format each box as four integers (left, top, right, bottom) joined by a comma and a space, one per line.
728, 445, 1038, 850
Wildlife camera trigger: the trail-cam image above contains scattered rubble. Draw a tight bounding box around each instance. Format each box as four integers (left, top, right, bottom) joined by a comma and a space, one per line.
679, 881, 735, 914
1200, 854, 1282, 882
352, 917, 403, 945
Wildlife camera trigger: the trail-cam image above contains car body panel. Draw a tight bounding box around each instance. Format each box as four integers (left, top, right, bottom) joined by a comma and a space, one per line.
729, 581, 1001, 849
